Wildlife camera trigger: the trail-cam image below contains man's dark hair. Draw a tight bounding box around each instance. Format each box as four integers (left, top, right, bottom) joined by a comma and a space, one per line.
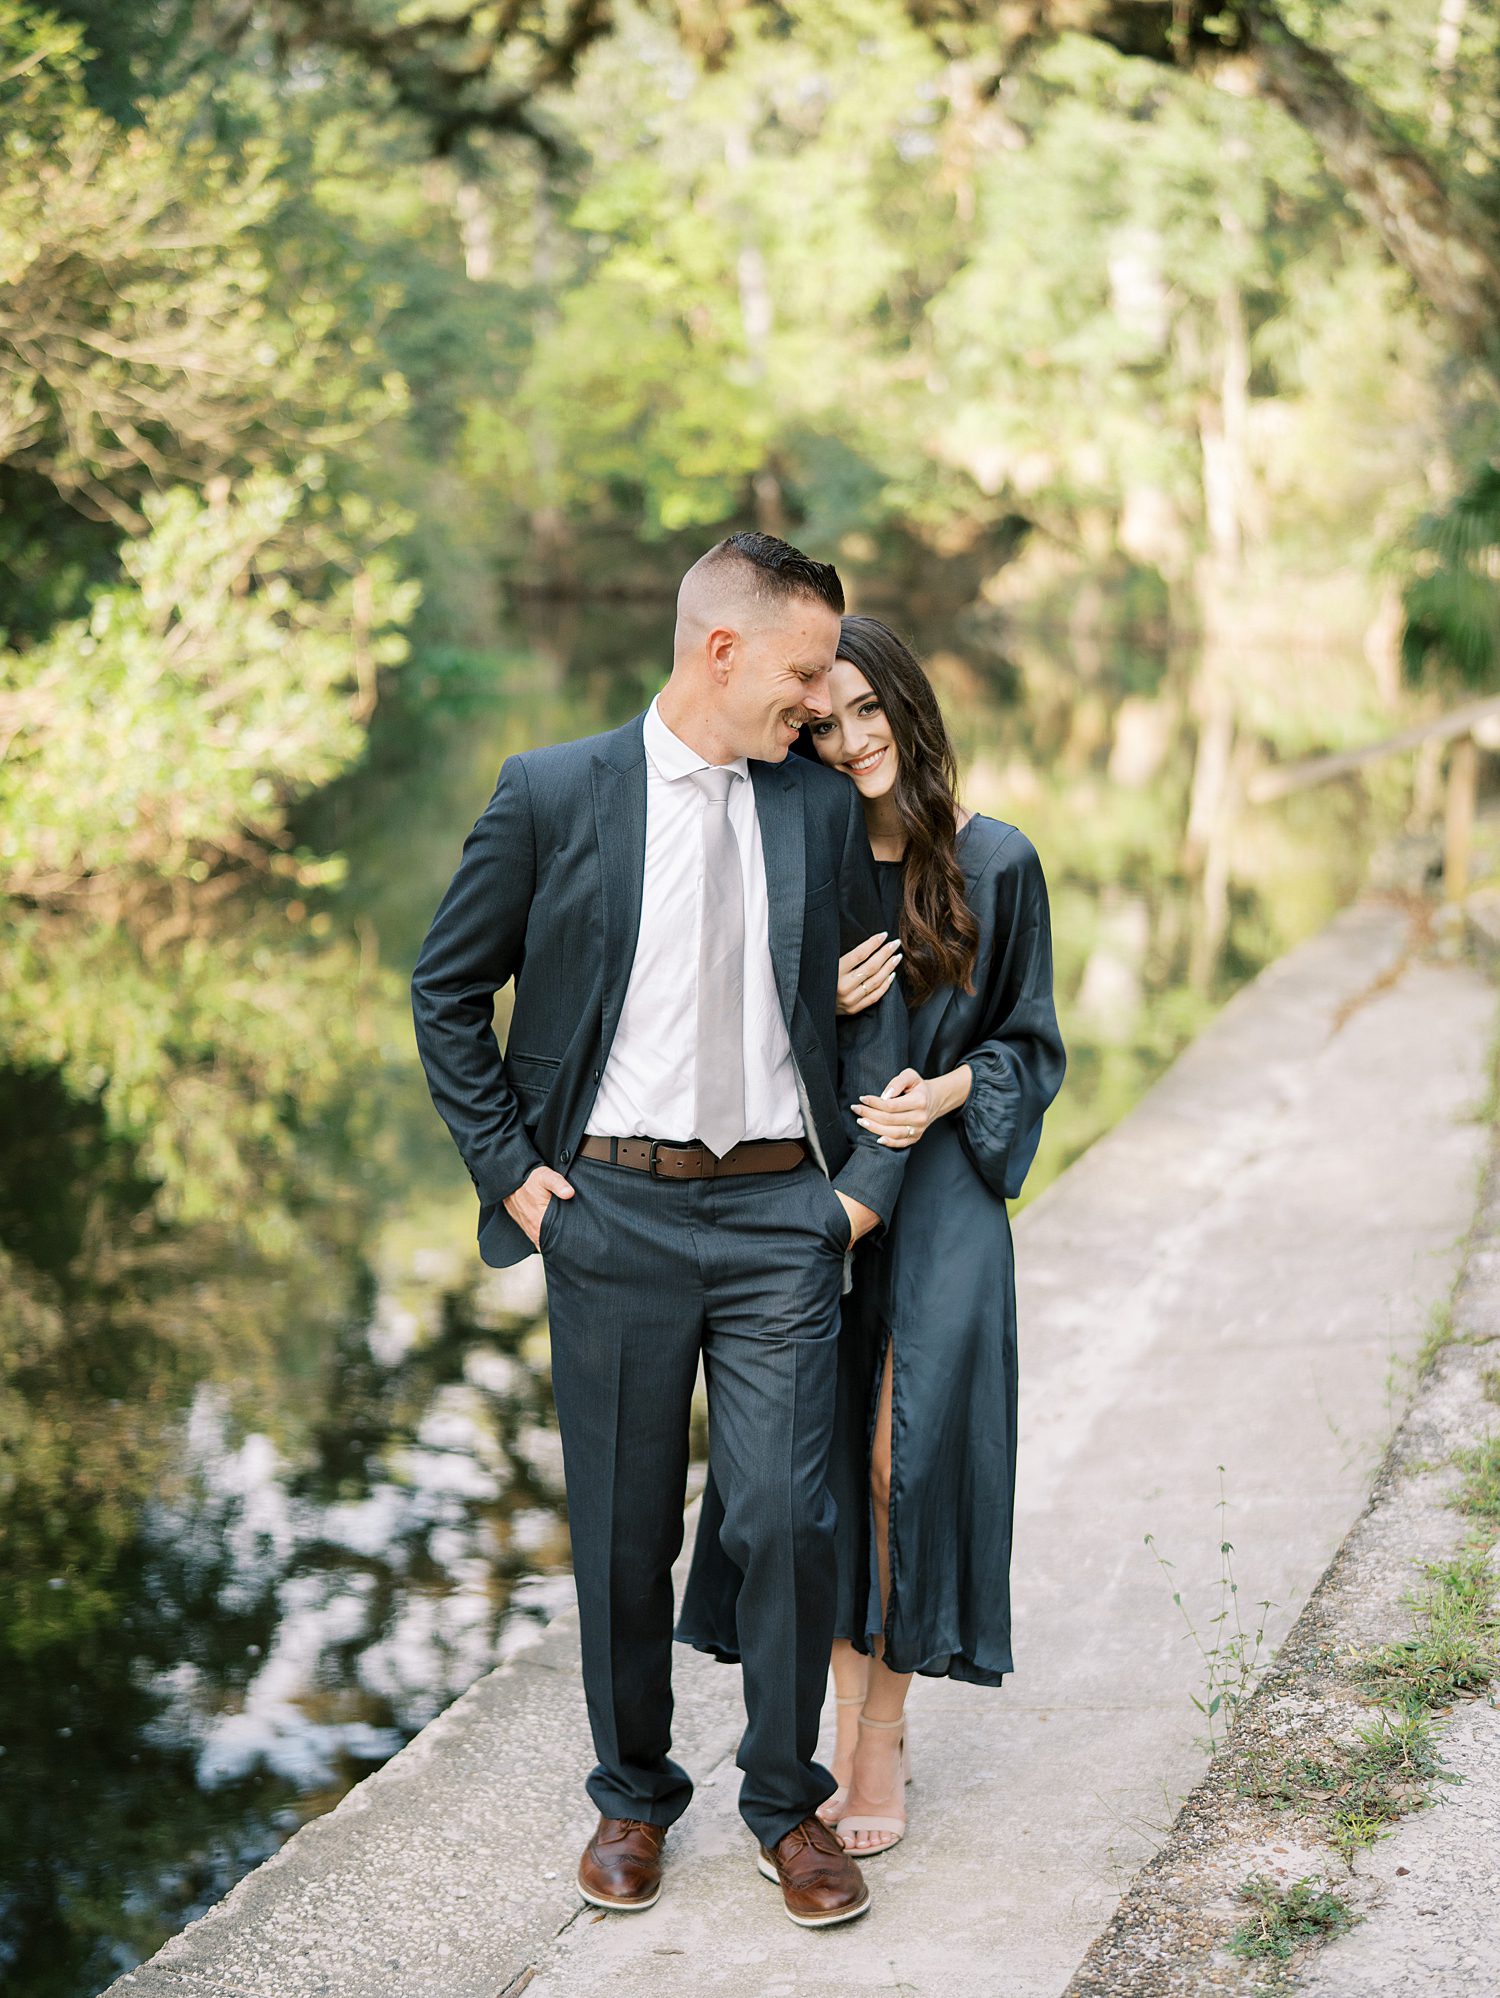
714, 530, 845, 615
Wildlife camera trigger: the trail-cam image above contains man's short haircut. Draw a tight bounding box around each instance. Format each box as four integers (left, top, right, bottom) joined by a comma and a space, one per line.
707, 531, 845, 616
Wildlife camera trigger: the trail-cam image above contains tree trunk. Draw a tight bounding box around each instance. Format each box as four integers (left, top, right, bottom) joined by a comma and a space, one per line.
525, 187, 576, 581
1237, 4, 1500, 361
1183, 242, 1254, 984
725, 124, 786, 534
999, 2, 1500, 370
1444, 734, 1478, 900
1429, 0, 1467, 140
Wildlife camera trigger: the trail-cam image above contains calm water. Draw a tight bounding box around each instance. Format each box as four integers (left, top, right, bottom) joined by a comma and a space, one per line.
0, 595, 1381, 1992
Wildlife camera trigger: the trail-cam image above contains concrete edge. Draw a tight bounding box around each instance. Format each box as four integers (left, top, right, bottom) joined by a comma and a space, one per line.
1061, 1110, 1500, 1996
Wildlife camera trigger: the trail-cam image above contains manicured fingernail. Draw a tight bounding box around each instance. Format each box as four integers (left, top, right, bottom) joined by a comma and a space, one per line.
856, 1117, 872, 1130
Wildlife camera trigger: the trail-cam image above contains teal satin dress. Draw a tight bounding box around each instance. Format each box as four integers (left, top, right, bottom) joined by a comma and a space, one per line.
677, 814, 1065, 1685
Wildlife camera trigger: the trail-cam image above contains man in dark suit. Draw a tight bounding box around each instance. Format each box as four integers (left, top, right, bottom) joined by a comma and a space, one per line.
411, 533, 907, 1928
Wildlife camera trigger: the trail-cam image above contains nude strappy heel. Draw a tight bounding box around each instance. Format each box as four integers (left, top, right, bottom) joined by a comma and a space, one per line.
815, 1693, 867, 1825
836, 1712, 911, 1854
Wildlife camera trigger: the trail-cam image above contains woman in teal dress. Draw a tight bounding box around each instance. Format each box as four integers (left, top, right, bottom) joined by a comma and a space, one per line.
677, 616, 1065, 1854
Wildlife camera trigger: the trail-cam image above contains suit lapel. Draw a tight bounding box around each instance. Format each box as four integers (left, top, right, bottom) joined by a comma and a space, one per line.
592, 719, 648, 1060
752, 760, 804, 1027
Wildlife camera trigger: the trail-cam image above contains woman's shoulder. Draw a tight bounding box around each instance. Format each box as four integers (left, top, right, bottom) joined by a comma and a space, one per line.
959, 812, 1039, 878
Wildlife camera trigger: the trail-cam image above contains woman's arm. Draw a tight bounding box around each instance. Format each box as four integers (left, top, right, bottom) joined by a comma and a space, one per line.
954, 833, 1065, 1200
852, 831, 1065, 1199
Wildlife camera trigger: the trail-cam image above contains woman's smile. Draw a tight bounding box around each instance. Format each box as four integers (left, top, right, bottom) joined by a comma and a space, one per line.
845, 745, 888, 777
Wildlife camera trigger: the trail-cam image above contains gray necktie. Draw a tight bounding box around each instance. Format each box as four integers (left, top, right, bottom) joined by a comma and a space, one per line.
690, 766, 746, 1158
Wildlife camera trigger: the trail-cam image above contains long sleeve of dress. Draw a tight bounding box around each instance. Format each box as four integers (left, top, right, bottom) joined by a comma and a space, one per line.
956, 830, 1065, 1202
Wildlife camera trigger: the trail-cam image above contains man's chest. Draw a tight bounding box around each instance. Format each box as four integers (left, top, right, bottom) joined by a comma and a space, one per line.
638, 778, 769, 930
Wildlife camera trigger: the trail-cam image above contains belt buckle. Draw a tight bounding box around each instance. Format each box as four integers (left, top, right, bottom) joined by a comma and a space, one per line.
646, 1138, 667, 1178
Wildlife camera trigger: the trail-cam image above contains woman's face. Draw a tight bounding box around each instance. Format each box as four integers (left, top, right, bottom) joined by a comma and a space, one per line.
808, 659, 899, 801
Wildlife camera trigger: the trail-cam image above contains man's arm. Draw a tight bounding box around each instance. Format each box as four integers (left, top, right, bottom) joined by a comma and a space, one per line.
829, 782, 909, 1230
410, 755, 545, 1207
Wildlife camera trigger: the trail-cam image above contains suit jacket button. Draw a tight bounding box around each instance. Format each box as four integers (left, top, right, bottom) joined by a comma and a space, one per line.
560, 1148, 571, 1165
592, 1069, 601, 1082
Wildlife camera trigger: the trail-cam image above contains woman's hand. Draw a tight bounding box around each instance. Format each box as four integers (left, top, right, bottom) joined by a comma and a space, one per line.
853, 1064, 972, 1148
837, 931, 902, 1016
854, 1068, 934, 1148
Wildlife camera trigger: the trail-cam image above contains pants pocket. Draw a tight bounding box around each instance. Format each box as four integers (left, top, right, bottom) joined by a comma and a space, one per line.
538, 1189, 567, 1255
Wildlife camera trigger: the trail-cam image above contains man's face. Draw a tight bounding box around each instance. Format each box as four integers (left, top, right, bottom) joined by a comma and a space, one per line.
715, 598, 842, 762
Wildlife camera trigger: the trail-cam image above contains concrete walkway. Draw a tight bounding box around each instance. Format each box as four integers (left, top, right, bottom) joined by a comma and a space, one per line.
109, 901, 1495, 1998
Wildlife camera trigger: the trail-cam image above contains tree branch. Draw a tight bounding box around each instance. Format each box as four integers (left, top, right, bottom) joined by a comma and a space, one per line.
268, 0, 611, 157
972, 1, 1500, 366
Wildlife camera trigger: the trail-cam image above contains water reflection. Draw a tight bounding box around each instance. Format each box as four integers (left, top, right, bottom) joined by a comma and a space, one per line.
0, 594, 1386, 1993
0, 1060, 572, 1992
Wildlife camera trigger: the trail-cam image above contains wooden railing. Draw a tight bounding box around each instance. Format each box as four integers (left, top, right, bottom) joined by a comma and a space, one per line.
1247, 694, 1500, 901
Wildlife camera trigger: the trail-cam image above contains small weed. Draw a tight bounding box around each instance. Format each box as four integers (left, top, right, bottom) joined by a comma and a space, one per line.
1481, 1365, 1500, 1406
1417, 1300, 1456, 1375
1454, 1434, 1500, 1522
1239, 1751, 1343, 1810
1285, 1753, 1343, 1796
1227, 1875, 1357, 1962
1330, 1807, 1391, 1868
1238, 1708, 1445, 1828
1349, 1706, 1444, 1784
1145, 1469, 1274, 1747
1358, 1548, 1500, 1706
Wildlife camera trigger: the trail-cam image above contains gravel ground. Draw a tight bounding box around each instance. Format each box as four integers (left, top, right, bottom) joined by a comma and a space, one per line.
1064, 1151, 1500, 1997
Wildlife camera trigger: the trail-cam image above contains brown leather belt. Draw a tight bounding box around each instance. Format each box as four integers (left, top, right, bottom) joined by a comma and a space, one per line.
578, 1135, 806, 1179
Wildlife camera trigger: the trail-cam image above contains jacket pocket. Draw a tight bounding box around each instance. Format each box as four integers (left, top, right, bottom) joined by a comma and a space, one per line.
507, 1050, 559, 1110
508, 1050, 560, 1077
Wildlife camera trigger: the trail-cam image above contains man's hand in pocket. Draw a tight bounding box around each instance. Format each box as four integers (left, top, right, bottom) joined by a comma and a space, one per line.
834, 1192, 878, 1246
505, 1164, 575, 1249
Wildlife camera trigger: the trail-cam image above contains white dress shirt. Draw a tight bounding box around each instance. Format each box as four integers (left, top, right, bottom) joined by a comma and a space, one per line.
587, 696, 804, 1144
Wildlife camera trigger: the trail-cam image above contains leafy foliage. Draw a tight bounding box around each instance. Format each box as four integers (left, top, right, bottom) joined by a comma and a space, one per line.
1228, 1873, 1357, 1962
1402, 466, 1500, 693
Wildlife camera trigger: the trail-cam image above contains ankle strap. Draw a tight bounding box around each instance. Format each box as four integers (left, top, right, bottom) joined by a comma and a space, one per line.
858, 1713, 906, 1730
834, 1693, 866, 1707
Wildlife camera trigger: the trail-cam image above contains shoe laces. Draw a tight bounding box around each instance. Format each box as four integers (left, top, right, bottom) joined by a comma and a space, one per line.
784, 1816, 844, 1860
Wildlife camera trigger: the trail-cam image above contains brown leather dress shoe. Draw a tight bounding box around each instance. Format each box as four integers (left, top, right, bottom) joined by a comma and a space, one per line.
756, 1815, 871, 1928
577, 1815, 667, 1911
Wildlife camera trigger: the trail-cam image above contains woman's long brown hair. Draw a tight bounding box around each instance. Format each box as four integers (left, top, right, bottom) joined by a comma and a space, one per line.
825, 616, 980, 1009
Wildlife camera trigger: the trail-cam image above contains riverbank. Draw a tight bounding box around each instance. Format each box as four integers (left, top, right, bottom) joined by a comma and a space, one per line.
106, 897, 1495, 1998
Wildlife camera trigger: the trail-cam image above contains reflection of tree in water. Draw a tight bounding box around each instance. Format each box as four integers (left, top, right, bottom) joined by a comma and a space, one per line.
0, 1062, 570, 1991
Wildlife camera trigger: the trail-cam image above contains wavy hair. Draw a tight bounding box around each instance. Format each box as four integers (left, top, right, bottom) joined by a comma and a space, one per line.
822, 616, 979, 1009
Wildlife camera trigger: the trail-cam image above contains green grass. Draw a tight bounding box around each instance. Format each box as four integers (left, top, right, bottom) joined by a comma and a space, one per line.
1454, 1433, 1500, 1522
1416, 1300, 1457, 1376
1238, 1706, 1446, 1854
1348, 1706, 1445, 1783
1330, 1808, 1391, 1867
1480, 1366, 1500, 1407
1227, 1875, 1358, 1962
1357, 1549, 1500, 1706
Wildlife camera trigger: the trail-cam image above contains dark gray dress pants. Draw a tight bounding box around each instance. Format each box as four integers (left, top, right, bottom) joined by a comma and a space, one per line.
538, 1153, 849, 1848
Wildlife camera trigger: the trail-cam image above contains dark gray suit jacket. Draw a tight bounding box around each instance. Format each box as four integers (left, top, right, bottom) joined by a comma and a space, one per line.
410, 712, 909, 1268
